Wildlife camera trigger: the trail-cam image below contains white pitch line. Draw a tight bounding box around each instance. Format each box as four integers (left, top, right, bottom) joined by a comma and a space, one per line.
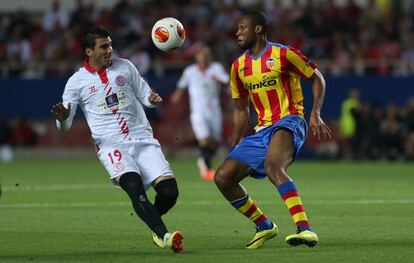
2, 184, 111, 192
1, 199, 414, 209
0, 201, 129, 208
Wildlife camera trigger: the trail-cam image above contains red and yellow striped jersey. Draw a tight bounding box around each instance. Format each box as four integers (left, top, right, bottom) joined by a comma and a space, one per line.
230, 42, 317, 131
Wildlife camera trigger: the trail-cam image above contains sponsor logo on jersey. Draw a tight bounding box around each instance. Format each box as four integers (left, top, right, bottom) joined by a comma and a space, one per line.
244, 75, 277, 91
115, 75, 126, 86
105, 93, 119, 108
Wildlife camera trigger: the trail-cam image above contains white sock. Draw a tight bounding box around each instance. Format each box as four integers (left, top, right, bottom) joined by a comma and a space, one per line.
163, 233, 171, 244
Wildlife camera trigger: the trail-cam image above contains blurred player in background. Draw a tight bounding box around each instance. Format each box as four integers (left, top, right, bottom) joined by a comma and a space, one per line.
51, 28, 184, 253
339, 88, 361, 159
171, 45, 229, 181
214, 10, 331, 249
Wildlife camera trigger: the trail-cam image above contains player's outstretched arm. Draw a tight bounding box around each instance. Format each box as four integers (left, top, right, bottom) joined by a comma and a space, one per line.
309, 69, 332, 140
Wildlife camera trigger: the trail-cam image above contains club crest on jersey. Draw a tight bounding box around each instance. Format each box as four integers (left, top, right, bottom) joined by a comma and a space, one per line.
266, 58, 275, 70
114, 162, 125, 172
115, 75, 126, 87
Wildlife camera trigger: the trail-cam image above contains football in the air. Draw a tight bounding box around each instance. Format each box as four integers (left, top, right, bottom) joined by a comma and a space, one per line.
151, 17, 186, 51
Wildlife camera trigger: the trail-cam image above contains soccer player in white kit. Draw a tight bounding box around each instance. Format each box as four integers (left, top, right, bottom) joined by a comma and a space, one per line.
51, 28, 184, 253
171, 45, 229, 181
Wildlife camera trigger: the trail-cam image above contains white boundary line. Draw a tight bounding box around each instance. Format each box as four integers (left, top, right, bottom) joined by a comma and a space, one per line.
2, 184, 111, 191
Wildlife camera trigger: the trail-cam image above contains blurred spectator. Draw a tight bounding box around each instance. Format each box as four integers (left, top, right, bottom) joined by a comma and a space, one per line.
6, 27, 32, 75
42, 0, 69, 32
339, 88, 361, 159
375, 104, 404, 160
69, 0, 98, 29
9, 115, 37, 147
402, 98, 414, 160
353, 103, 380, 160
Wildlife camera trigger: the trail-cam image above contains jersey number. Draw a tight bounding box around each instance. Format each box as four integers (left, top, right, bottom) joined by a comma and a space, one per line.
108, 149, 122, 164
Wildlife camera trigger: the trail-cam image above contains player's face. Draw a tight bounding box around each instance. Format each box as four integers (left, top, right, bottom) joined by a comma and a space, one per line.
90, 37, 113, 68
195, 47, 212, 67
236, 17, 256, 50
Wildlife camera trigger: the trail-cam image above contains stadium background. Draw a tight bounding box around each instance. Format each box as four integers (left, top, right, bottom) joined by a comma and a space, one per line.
0, 0, 413, 161
1, 1, 414, 262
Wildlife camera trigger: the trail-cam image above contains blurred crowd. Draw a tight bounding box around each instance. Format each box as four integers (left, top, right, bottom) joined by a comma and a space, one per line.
339, 91, 414, 161
1, 0, 414, 78
0, 114, 37, 147
1, 0, 414, 162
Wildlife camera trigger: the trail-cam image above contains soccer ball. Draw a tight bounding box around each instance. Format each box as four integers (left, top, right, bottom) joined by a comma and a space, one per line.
151, 17, 185, 51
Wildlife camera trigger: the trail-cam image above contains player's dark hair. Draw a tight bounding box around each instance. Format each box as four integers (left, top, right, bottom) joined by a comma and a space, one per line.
244, 10, 268, 34
80, 28, 111, 52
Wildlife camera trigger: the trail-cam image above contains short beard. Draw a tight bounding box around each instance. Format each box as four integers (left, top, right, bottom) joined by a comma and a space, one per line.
239, 38, 254, 51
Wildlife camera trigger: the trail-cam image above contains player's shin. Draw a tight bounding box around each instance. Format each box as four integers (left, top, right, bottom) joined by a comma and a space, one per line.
277, 181, 312, 231
230, 194, 273, 231
153, 178, 179, 216
119, 172, 168, 238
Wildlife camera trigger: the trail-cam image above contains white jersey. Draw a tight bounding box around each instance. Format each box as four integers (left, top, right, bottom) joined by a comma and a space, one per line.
57, 57, 157, 145
177, 62, 229, 114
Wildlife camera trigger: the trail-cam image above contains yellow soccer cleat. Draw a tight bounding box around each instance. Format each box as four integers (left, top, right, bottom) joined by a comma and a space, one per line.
152, 232, 166, 249
285, 230, 319, 247
165, 231, 184, 253
245, 223, 278, 249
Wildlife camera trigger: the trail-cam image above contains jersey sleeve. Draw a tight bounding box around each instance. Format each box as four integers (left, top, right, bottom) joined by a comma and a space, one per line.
213, 63, 229, 84
230, 60, 248, 99
127, 59, 156, 108
286, 47, 317, 79
176, 68, 189, 90
56, 76, 80, 132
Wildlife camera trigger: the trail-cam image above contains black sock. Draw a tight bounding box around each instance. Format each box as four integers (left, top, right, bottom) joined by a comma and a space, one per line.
154, 178, 179, 216
200, 146, 212, 169
119, 172, 168, 238
207, 146, 217, 160
200, 146, 216, 169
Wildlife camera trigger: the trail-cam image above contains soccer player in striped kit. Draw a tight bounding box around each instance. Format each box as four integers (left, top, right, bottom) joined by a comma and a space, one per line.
214, 10, 331, 249
51, 28, 184, 253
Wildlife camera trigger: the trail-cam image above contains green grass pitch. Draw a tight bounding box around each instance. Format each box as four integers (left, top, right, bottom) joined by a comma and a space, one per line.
1, 159, 414, 262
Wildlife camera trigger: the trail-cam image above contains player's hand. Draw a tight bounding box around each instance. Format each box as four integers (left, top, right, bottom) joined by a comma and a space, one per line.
51, 102, 71, 122
309, 111, 332, 140
148, 91, 163, 105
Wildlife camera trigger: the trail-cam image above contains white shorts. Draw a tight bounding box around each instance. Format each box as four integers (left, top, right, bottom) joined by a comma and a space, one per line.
96, 137, 173, 190
190, 109, 222, 141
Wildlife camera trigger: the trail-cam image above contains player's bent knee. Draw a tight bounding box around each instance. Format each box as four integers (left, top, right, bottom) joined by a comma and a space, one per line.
214, 168, 231, 190
264, 161, 286, 179
119, 172, 144, 192
154, 178, 179, 215
154, 178, 179, 201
